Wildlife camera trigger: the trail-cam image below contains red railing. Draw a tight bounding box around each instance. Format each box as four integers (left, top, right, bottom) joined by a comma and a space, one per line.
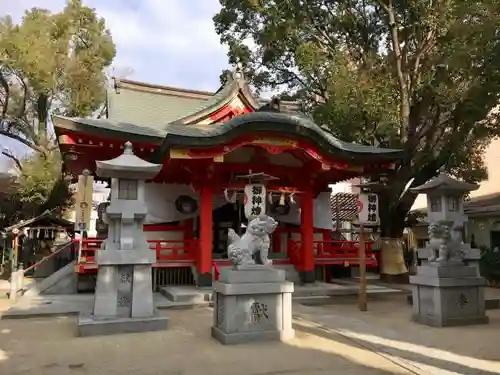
152, 239, 198, 262
286, 238, 303, 270
72, 238, 198, 264
213, 261, 221, 281
23, 241, 73, 274
287, 239, 377, 267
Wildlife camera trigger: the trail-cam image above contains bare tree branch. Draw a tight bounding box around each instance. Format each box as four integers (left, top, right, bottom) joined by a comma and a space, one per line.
1, 149, 23, 171
377, 0, 410, 138
0, 129, 43, 153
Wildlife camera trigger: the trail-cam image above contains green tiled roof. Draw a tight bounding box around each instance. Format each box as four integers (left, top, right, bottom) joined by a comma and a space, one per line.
107, 71, 256, 128
107, 88, 208, 128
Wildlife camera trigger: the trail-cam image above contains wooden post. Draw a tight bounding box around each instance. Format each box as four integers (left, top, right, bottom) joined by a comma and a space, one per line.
11, 231, 19, 270
358, 223, 367, 311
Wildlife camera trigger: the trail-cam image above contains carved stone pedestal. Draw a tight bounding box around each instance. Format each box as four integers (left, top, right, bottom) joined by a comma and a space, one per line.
77, 252, 168, 337
212, 266, 294, 345
410, 264, 489, 327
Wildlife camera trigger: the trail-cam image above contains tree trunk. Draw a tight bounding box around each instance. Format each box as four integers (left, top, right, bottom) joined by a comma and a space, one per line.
375, 162, 440, 282
37, 94, 49, 139
378, 198, 409, 282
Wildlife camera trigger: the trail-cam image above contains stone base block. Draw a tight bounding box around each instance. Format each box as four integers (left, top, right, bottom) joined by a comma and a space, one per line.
212, 266, 294, 345
415, 264, 478, 278
211, 325, 295, 345
410, 265, 488, 327
411, 312, 489, 327
299, 270, 315, 284
77, 313, 168, 337
197, 272, 212, 288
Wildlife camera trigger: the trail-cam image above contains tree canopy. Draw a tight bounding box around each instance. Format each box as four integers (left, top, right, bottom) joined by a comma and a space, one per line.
214, 0, 500, 236
0, 0, 115, 226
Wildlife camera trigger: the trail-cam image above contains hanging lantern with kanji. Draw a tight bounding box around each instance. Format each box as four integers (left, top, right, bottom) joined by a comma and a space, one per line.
244, 184, 266, 219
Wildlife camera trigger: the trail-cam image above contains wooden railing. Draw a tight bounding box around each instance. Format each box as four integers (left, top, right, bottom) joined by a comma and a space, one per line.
286, 239, 377, 267
72, 238, 198, 264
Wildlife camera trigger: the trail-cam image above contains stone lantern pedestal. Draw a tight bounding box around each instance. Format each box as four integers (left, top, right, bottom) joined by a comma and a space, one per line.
77, 142, 168, 336
409, 171, 488, 327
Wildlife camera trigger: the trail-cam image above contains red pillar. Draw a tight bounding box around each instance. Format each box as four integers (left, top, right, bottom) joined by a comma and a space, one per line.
300, 188, 315, 283
198, 185, 213, 287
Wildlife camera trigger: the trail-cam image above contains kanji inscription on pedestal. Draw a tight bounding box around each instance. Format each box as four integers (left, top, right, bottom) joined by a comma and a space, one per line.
249, 301, 269, 324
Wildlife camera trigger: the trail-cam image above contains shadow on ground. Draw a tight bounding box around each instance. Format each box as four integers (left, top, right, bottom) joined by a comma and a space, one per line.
295, 293, 500, 375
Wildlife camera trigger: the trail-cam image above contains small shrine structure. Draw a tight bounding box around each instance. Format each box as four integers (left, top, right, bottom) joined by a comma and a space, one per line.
55, 70, 404, 288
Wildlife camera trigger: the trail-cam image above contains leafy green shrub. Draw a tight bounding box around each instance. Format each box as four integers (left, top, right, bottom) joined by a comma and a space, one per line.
479, 246, 500, 283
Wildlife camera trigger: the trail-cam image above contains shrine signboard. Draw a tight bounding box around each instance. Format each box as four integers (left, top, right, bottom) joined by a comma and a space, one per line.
244, 184, 266, 219
357, 193, 379, 225
74, 170, 94, 231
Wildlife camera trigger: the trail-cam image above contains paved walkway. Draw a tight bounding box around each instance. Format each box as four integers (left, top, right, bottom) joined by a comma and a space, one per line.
0, 293, 499, 375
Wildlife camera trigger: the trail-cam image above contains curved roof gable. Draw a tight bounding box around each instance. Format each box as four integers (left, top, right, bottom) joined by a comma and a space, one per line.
153, 111, 404, 164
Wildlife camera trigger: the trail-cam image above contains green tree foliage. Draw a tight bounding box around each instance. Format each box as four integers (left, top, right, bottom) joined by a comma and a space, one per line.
0, 0, 115, 224
214, 0, 500, 236
0, 152, 74, 228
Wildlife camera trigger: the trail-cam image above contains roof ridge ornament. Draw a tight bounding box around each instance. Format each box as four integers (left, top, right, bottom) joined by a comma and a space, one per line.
123, 141, 133, 155
233, 64, 244, 81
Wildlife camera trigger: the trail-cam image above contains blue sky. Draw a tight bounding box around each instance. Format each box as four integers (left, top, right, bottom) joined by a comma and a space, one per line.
1, 0, 230, 170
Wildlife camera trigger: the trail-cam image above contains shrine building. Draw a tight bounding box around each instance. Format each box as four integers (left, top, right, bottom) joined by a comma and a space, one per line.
53, 70, 404, 289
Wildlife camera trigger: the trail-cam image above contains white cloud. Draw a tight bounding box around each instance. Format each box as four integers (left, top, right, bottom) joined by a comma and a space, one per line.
1, 0, 230, 166
3, 0, 229, 88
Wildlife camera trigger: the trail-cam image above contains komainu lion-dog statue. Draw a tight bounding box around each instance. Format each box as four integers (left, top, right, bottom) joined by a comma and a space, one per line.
227, 215, 278, 268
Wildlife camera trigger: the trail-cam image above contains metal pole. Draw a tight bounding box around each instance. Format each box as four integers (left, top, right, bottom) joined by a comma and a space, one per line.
358, 223, 367, 311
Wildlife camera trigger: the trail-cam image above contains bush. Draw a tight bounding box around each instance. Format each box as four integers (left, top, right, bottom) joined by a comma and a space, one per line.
479, 246, 500, 284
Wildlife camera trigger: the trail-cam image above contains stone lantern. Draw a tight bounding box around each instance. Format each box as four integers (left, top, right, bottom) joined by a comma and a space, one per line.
409, 170, 488, 327
77, 142, 168, 336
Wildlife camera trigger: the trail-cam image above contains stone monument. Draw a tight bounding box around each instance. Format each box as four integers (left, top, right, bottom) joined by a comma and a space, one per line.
409, 170, 488, 327
77, 142, 169, 336
212, 215, 295, 345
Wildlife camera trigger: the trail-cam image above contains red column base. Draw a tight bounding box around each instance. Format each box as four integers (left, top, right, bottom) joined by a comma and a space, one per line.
197, 272, 212, 287
299, 270, 315, 284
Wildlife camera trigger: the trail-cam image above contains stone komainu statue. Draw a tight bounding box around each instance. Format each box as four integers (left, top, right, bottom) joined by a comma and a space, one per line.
227, 215, 278, 268
427, 222, 464, 265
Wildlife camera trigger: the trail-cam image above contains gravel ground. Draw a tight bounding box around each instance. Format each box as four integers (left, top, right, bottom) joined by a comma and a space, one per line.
1, 291, 499, 375
0, 306, 414, 375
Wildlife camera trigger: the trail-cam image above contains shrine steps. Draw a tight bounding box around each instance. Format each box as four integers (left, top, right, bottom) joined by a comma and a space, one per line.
20, 261, 78, 299
158, 281, 404, 308
159, 286, 212, 305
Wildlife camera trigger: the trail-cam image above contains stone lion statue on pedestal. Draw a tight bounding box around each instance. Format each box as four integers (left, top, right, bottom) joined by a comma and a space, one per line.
227, 215, 278, 268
